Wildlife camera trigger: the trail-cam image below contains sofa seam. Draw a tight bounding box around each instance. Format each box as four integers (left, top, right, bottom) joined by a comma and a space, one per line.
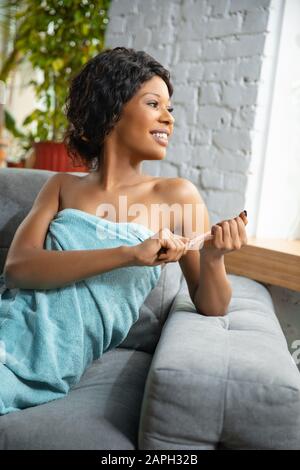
140, 430, 214, 448
152, 368, 300, 392
158, 266, 167, 327
219, 331, 230, 442
160, 266, 166, 318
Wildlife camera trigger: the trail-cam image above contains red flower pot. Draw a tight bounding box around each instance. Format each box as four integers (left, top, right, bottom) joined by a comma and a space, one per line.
6, 160, 25, 168
33, 141, 89, 173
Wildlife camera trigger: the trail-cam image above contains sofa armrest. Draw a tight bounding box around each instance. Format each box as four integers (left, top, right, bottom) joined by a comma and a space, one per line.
138, 275, 300, 450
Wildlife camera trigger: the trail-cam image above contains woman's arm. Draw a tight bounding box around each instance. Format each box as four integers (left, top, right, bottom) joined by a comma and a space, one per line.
163, 178, 247, 316
193, 253, 232, 316
3, 173, 136, 290
4, 245, 134, 290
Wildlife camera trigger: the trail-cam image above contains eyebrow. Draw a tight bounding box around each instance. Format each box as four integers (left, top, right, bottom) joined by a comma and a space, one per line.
141, 92, 171, 102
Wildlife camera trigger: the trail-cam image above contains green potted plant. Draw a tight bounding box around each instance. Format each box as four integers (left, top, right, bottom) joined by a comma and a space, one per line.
0, 0, 111, 171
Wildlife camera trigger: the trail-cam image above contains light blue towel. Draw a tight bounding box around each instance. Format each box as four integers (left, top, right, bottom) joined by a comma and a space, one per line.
0, 208, 161, 415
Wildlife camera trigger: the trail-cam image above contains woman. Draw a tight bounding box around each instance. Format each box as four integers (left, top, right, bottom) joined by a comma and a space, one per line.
1, 47, 248, 414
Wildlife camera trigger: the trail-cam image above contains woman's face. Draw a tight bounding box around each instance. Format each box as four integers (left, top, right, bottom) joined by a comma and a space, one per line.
108, 75, 175, 161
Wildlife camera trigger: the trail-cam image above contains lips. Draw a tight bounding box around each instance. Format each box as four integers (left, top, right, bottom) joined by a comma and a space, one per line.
150, 132, 168, 147
150, 129, 170, 136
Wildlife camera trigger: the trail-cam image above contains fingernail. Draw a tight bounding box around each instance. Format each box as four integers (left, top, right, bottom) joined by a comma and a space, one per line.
243, 210, 247, 217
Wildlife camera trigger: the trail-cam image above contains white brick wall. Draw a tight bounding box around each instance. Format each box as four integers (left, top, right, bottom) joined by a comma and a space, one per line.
105, 0, 271, 223
105, 0, 299, 363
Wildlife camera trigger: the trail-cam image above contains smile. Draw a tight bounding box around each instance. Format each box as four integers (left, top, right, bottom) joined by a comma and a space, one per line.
150, 132, 168, 147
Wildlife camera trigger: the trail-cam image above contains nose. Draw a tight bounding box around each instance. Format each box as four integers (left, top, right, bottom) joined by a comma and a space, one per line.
160, 108, 175, 126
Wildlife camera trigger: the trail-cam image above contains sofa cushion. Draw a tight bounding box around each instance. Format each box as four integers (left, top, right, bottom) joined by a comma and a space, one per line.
119, 261, 183, 354
138, 274, 300, 450
0, 348, 151, 450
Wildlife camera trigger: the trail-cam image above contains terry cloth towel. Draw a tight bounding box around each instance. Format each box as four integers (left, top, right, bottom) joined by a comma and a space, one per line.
0, 208, 161, 415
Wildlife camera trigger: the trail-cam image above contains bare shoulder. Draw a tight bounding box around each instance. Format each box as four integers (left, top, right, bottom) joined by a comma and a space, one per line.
157, 177, 204, 204
157, 177, 210, 236
58, 171, 87, 191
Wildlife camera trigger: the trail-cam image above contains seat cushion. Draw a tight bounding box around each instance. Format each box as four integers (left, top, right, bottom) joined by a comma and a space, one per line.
0, 348, 152, 450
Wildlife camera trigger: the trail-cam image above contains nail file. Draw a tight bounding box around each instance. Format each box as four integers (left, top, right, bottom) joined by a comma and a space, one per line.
187, 230, 214, 249
157, 230, 214, 255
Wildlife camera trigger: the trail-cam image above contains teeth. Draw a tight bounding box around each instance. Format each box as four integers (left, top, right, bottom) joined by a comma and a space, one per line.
152, 132, 168, 139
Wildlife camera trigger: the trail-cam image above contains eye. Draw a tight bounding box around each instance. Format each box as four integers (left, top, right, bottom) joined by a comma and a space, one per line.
148, 102, 174, 113
148, 101, 158, 108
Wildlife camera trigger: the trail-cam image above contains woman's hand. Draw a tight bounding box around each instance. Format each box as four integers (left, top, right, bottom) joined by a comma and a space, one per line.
132, 228, 190, 267
202, 210, 248, 260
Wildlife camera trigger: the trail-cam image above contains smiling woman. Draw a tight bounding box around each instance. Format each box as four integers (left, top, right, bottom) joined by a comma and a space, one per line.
64, 46, 175, 174
0, 46, 244, 416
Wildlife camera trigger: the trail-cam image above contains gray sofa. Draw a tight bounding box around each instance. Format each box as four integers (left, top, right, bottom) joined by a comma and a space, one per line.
0, 167, 299, 450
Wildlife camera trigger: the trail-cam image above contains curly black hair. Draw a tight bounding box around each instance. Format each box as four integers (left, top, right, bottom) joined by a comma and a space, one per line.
64, 46, 174, 171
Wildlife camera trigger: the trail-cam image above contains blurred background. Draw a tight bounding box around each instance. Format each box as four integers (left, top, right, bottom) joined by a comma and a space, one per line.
0, 0, 111, 172
0, 0, 299, 365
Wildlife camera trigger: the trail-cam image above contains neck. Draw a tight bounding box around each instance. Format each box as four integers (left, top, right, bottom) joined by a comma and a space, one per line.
89, 139, 149, 190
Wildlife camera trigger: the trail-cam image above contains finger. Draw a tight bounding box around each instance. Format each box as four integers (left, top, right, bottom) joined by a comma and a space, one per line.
211, 224, 222, 248
152, 227, 172, 241
239, 211, 248, 225
169, 236, 184, 261
172, 233, 190, 243
161, 227, 174, 239
173, 235, 190, 255
160, 236, 186, 262
157, 237, 177, 259
221, 220, 231, 248
235, 216, 248, 245
215, 220, 228, 245
155, 228, 175, 255
230, 218, 241, 249
176, 239, 188, 260
157, 240, 169, 256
